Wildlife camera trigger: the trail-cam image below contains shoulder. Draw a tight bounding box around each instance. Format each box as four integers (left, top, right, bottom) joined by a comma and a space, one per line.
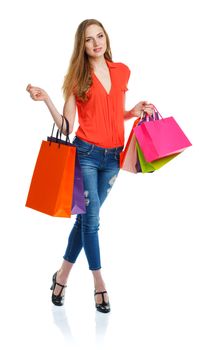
106, 60, 131, 85
107, 60, 130, 73
110, 61, 130, 82
115, 62, 130, 72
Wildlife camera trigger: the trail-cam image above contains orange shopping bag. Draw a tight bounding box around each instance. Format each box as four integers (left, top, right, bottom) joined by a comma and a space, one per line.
26, 122, 76, 218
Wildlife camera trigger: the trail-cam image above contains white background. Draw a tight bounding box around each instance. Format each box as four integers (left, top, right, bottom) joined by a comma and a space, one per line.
0, 0, 204, 349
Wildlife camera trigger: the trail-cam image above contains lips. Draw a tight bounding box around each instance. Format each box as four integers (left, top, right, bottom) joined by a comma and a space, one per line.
93, 47, 102, 53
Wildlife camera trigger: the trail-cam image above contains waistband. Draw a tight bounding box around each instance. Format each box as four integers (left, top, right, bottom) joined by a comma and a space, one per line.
73, 136, 124, 153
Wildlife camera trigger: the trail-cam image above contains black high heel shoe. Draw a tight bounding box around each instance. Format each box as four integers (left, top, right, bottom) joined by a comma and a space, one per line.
94, 290, 110, 313
50, 271, 67, 306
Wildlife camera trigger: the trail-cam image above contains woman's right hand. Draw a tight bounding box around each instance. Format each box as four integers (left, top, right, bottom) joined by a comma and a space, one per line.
26, 84, 49, 102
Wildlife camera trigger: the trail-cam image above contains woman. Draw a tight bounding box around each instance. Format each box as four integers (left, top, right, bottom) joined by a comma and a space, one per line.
26, 19, 154, 313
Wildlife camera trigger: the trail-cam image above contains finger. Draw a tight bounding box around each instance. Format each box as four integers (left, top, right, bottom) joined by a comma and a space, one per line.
29, 86, 41, 93
30, 89, 41, 96
144, 108, 153, 115
26, 84, 32, 91
144, 105, 154, 111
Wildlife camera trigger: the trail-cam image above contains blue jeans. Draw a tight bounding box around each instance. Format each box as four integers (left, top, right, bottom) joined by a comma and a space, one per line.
63, 136, 123, 270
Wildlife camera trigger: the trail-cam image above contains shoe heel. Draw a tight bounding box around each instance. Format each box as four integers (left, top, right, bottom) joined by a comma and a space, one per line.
50, 273, 56, 290
50, 271, 67, 306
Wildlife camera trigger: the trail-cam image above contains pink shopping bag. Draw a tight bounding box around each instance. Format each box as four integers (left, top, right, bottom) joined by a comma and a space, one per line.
134, 106, 192, 162
120, 118, 140, 173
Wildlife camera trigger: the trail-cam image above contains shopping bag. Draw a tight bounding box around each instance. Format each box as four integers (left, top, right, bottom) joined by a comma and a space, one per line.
47, 119, 86, 215
120, 112, 160, 173
136, 141, 179, 173
71, 153, 86, 214
120, 118, 140, 173
26, 117, 84, 217
134, 106, 192, 162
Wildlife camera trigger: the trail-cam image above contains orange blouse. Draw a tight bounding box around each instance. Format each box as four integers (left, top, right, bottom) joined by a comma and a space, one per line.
75, 60, 130, 148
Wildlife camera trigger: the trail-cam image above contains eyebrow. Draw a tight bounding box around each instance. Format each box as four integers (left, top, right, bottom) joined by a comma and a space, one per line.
85, 31, 104, 39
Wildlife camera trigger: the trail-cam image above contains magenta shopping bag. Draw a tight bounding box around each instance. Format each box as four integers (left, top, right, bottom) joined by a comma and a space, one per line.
134, 107, 192, 162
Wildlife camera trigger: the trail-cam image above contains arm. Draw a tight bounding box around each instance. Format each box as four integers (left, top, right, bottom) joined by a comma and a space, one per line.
124, 109, 137, 120
26, 84, 76, 135
45, 93, 76, 135
123, 94, 142, 120
123, 95, 154, 120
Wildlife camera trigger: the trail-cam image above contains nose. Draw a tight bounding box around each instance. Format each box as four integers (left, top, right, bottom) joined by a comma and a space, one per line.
93, 38, 99, 47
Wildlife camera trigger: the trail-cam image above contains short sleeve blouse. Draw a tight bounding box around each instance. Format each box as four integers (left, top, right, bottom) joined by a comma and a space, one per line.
75, 60, 130, 148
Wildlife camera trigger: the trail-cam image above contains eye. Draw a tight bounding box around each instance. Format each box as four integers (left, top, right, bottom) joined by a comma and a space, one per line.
98, 34, 104, 38
86, 38, 91, 42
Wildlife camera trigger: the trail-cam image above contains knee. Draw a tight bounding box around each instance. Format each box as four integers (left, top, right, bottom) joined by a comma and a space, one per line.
82, 194, 100, 231
84, 190, 100, 212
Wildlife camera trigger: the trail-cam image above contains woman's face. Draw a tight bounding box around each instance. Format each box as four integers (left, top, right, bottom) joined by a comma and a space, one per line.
84, 24, 107, 58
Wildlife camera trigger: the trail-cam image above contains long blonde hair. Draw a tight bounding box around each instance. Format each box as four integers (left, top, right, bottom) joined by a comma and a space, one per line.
62, 19, 112, 102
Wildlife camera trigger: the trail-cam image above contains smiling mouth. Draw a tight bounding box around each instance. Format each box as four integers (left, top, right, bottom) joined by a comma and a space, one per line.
93, 47, 102, 52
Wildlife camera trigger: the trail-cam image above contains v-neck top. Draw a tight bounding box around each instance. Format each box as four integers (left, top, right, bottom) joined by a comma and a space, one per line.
75, 60, 130, 148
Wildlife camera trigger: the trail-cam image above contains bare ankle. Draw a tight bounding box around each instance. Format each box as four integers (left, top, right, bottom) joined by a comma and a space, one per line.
57, 261, 74, 282
94, 282, 107, 291
57, 269, 69, 284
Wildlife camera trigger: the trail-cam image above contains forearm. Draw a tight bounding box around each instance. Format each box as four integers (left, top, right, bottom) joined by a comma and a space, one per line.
124, 109, 136, 120
44, 97, 65, 133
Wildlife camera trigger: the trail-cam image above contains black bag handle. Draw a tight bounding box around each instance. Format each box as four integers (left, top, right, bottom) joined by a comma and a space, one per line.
48, 115, 70, 146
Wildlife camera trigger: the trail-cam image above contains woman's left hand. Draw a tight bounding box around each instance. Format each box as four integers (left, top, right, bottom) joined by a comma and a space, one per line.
131, 101, 155, 118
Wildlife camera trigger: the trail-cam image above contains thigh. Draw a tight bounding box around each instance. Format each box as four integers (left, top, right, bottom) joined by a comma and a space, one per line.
73, 137, 98, 199
98, 153, 120, 206
77, 150, 101, 222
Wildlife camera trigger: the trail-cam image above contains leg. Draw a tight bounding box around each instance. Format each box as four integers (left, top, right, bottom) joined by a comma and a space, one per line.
58, 155, 101, 271
63, 214, 83, 264
98, 167, 119, 206
53, 215, 83, 296
91, 154, 120, 307
80, 165, 101, 270
62, 143, 120, 274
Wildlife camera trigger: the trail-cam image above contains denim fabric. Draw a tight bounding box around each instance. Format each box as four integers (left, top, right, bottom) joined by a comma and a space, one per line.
63, 137, 123, 270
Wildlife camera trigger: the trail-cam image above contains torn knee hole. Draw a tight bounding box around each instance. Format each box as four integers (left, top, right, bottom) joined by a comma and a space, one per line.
107, 175, 117, 193
84, 190, 90, 206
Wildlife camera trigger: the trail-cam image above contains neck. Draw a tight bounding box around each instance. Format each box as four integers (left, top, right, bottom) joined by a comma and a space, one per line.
89, 55, 107, 70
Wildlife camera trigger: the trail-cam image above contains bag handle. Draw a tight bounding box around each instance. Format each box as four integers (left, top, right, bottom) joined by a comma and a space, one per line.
56, 116, 70, 143
139, 105, 163, 123
49, 115, 70, 146
138, 110, 158, 126
149, 104, 164, 119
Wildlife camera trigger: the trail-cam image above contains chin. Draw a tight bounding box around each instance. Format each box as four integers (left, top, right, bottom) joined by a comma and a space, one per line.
92, 51, 106, 58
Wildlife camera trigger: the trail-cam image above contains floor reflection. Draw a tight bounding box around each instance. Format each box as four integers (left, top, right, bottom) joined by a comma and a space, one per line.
51, 304, 110, 348
95, 311, 110, 346
51, 305, 74, 343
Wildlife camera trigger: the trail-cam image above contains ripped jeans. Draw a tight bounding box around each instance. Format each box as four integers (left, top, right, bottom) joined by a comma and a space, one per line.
63, 136, 123, 270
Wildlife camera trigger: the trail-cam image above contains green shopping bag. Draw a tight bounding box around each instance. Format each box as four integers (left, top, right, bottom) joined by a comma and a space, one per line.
136, 141, 180, 173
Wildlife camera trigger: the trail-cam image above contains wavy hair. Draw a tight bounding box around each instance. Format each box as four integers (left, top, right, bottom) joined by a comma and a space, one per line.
62, 19, 112, 102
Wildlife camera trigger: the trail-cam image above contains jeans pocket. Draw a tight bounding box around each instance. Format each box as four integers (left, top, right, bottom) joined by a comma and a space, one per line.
74, 141, 94, 156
